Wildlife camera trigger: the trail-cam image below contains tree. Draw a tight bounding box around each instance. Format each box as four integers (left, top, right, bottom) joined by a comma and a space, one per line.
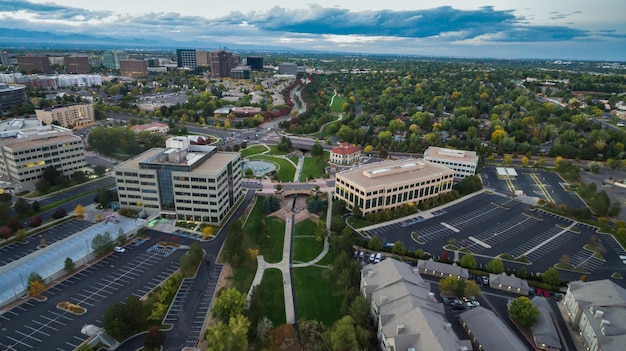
439, 276, 480, 298
94, 165, 107, 176
28, 280, 45, 297
180, 242, 204, 276
91, 232, 114, 256
202, 226, 213, 240
211, 288, 247, 324
542, 267, 561, 286
144, 326, 166, 349
64, 257, 76, 272
31, 200, 41, 213
52, 208, 67, 219
29, 216, 42, 227
391, 240, 406, 255
74, 204, 86, 218
509, 297, 540, 327
460, 253, 477, 269
298, 320, 326, 351
487, 258, 504, 274
368, 235, 382, 251
14, 198, 30, 216
326, 315, 367, 351
15, 228, 28, 242
311, 142, 324, 157
205, 314, 250, 351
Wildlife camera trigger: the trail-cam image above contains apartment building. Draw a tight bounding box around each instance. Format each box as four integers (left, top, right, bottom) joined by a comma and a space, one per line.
35, 104, 95, 128
330, 142, 361, 165
562, 279, 626, 351
0, 119, 86, 188
458, 307, 527, 351
361, 259, 472, 351
114, 137, 242, 224
423, 146, 478, 179
334, 159, 454, 216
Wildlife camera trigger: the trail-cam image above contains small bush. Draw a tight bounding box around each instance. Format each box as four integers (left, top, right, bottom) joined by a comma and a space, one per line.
52, 208, 67, 219
29, 216, 43, 228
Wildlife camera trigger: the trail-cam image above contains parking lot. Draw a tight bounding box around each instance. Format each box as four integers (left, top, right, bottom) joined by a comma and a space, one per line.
365, 192, 626, 285
481, 167, 585, 209
0, 235, 186, 351
0, 220, 93, 266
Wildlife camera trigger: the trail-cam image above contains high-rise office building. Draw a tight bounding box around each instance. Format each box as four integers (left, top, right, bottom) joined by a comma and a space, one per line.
176, 49, 198, 69
0, 84, 27, 114
230, 66, 251, 79
103, 51, 128, 69
119, 60, 148, 77
0, 51, 9, 66
209, 50, 239, 78
17, 56, 52, 74
64, 56, 91, 74
196, 50, 209, 67
245, 57, 263, 70
35, 104, 95, 128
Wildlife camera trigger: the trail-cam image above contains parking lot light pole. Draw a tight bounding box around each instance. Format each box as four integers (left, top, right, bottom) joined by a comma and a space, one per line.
84, 239, 90, 265
19, 273, 25, 291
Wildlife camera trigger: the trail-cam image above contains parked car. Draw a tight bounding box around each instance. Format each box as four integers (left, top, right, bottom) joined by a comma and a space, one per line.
369, 253, 376, 262
374, 253, 382, 263
481, 276, 489, 285
466, 300, 480, 308
359, 251, 365, 260
114, 246, 125, 253
553, 293, 564, 302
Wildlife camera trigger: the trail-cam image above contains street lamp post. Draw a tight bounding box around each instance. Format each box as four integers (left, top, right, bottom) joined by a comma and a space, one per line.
84, 239, 90, 265
19, 273, 26, 291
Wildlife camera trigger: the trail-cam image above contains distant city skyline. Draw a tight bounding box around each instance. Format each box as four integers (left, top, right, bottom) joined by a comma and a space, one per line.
2, 0, 625, 60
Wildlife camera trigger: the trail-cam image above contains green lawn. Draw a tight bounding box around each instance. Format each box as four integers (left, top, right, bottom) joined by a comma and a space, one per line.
330, 95, 347, 113
316, 249, 339, 266
268, 145, 290, 156
294, 219, 318, 236
249, 155, 296, 182
240, 144, 267, 158
230, 258, 258, 294
293, 266, 343, 326
258, 268, 286, 325
346, 215, 374, 229
293, 237, 324, 262
299, 154, 330, 181
243, 196, 285, 263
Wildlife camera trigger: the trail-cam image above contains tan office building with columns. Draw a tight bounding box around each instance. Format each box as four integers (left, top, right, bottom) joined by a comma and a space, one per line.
334, 159, 454, 216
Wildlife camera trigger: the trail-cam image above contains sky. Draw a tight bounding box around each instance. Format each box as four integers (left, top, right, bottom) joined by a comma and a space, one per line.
2, 0, 626, 60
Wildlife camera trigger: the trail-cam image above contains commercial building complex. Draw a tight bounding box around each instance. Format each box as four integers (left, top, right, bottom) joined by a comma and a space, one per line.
361, 259, 472, 351
103, 51, 128, 69
423, 146, 478, 179
35, 104, 95, 128
330, 142, 361, 165
245, 56, 263, 70
562, 279, 626, 351
114, 137, 243, 224
64, 56, 90, 74
0, 119, 86, 188
130, 122, 170, 134
335, 159, 454, 216
176, 49, 198, 69
230, 66, 251, 79
0, 84, 27, 114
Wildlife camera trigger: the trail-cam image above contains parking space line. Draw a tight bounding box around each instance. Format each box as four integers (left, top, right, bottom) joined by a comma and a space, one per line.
15, 330, 41, 343
521, 222, 576, 257
48, 312, 73, 322
24, 325, 50, 337
6, 335, 33, 349
31, 320, 58, 331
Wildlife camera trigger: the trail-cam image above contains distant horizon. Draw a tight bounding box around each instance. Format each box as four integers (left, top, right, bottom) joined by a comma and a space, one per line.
2, 0, 626, 61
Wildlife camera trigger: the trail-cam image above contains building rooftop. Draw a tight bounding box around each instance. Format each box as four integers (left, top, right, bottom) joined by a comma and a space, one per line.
361, 259, 427, 295
338, 159, 453, 189
331, 142, 360, 155
568, 279, 626, 308
417, 259, 469, 279
424, 146, 478, 163
531, 297, 562, 350
489, 273, 529, 292
459, 306, 527, 351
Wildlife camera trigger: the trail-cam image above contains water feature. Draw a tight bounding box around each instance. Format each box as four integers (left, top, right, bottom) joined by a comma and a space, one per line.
242, 160, 276, 176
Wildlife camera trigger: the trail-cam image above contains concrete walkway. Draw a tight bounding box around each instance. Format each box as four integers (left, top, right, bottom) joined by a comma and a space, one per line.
247, 190, 335, 324
294, 156, 304, 182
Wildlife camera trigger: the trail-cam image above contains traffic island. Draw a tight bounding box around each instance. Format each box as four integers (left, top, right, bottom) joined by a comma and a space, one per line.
57, 301, 86, 315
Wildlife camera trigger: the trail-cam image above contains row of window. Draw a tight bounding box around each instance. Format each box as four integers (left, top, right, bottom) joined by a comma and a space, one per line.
336, 175, 452, 197
336, 182, 453, 211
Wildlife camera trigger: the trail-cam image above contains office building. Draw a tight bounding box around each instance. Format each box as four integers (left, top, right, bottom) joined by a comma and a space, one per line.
176, 49, 198, 69
562, 279, 626, 351
196, 50, 209, 67
230, 66, 251, 79
278, 62, 298, 75
35, 104, 95, 128
361, 259, 472, 351
0, 119, 86, 188
64, 56, 91, 74
334, 159, 454, 216
330, 142, 361, 165
209, 50, 239, 78
423, 146, 478, 179
0, 84, 27, 114
17, 56, 51, 74
114, 137, 243, 224
245, 57, 263, 70
102, 51, 128, 69
119, 60, 148, 77
0, 51, 9, 66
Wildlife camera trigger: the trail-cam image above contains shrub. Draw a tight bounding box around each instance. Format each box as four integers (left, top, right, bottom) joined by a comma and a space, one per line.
29, 216, 43, 228
0, 226, 15, 239
52, 208, 67, 219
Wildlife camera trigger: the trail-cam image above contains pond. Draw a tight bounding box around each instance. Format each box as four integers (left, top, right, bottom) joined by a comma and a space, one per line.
243, 160, 276, 176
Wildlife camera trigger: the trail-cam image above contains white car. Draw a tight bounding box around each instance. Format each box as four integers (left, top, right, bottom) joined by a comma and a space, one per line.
466, 300, 480, 308
114, 246, 126, 253
620, 255, 626, 260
